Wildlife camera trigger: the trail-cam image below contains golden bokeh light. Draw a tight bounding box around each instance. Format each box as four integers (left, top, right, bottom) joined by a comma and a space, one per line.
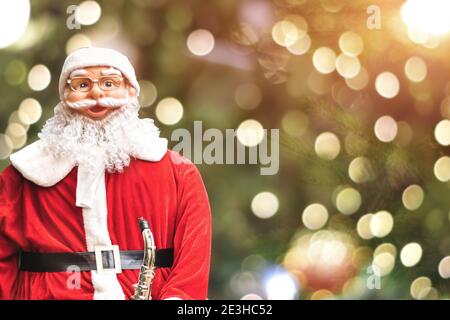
370, 210, 394, 238
302, 203, 329, 230
374, 243, 397, 258
5, 121, 28, 150
285, 14, 308, 38
18, 98, 42, 125
372, 252, 395, 276
357, 213, 374, 240
313, 47, 337, 74
287, 34, 311, 55
187, 29, 215, 56
401, 0, 450, 35
335, 54, 361, 79
272, 20, 299, 47
6, 123, 27, 138
264, 270, 298, 300
433, 156, 450, 182
438, 256, 450, 279
155, 97, 184, 125
314, 132, 340, 160
410, 276, 432, 300
0, 0, 30, 49
75, 1, 102, 26
402, 184, 424, 211
27, 64, 51, 91
345, 67, 369, 91
0, 134, 13, 160
342, 277, 367, 299
405, 56, 427, 83
400, 242, 423, 267
375, 72, 400, 99
273, 15, 308, 49
7, 133, 27, 150
251, 192, 279, 219
335, 187, 361, 215
348, 157, 374, 183
307, 231, 351, 266
138, 80, 158, 108
339, 31, 364, 57
423, 35, 440, 49
236, 119, 265, 147
284, 230, 357, 293
434, 120, 450, 146
8, 111, 29, 132
374, 115, 398, 143
407, 27, 429, 45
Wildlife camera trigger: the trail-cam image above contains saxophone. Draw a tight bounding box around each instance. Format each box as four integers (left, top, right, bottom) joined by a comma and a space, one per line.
131, 217, 156, 300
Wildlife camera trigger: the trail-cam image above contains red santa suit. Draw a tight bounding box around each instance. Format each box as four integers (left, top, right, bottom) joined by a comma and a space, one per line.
0, 140, 212, 300
0, 46, 212, 300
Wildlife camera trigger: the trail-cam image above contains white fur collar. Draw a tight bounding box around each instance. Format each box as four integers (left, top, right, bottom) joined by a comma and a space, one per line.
10, 137, 168, 188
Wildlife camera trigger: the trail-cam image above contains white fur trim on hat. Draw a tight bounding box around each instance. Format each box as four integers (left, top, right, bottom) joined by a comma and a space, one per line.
58, 47, 140, 101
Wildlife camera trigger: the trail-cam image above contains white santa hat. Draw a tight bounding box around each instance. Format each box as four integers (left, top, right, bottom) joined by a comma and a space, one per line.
58, 47, 140, 101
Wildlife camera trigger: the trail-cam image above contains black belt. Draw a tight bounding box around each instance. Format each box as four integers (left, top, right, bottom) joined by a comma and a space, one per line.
18, 248, 174, 273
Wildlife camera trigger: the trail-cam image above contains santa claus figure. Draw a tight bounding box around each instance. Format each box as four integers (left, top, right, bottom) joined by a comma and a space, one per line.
0, 47, 212, 300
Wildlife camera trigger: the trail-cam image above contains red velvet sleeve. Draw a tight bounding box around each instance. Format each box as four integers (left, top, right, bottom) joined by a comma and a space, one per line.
158, 161, 212, 300
0, 167, 21, 300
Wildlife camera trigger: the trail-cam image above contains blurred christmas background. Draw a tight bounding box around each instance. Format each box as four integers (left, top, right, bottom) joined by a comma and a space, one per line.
0, 0, 449, 299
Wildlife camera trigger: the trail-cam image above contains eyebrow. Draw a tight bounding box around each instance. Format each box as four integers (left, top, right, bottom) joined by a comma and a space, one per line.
101, 68, 122, 76
69, 69, 87, 77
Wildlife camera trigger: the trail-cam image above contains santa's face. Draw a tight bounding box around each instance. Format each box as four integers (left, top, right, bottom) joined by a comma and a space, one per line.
65, 66, 135, 120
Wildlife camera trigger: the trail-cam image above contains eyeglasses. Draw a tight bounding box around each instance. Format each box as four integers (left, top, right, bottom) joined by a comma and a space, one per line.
67, 76, 124, 92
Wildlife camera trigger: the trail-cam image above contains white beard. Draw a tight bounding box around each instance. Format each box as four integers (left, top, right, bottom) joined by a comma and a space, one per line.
38, 97, 163, 173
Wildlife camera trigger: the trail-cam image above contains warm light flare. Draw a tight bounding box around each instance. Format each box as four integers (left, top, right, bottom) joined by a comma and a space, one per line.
401, 0, 450, 35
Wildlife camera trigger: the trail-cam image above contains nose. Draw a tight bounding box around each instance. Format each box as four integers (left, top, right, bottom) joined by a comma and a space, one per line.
88, 82, 105, 100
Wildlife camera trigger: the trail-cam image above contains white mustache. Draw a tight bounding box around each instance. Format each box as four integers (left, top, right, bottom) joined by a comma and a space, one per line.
65, 97, 129, 109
